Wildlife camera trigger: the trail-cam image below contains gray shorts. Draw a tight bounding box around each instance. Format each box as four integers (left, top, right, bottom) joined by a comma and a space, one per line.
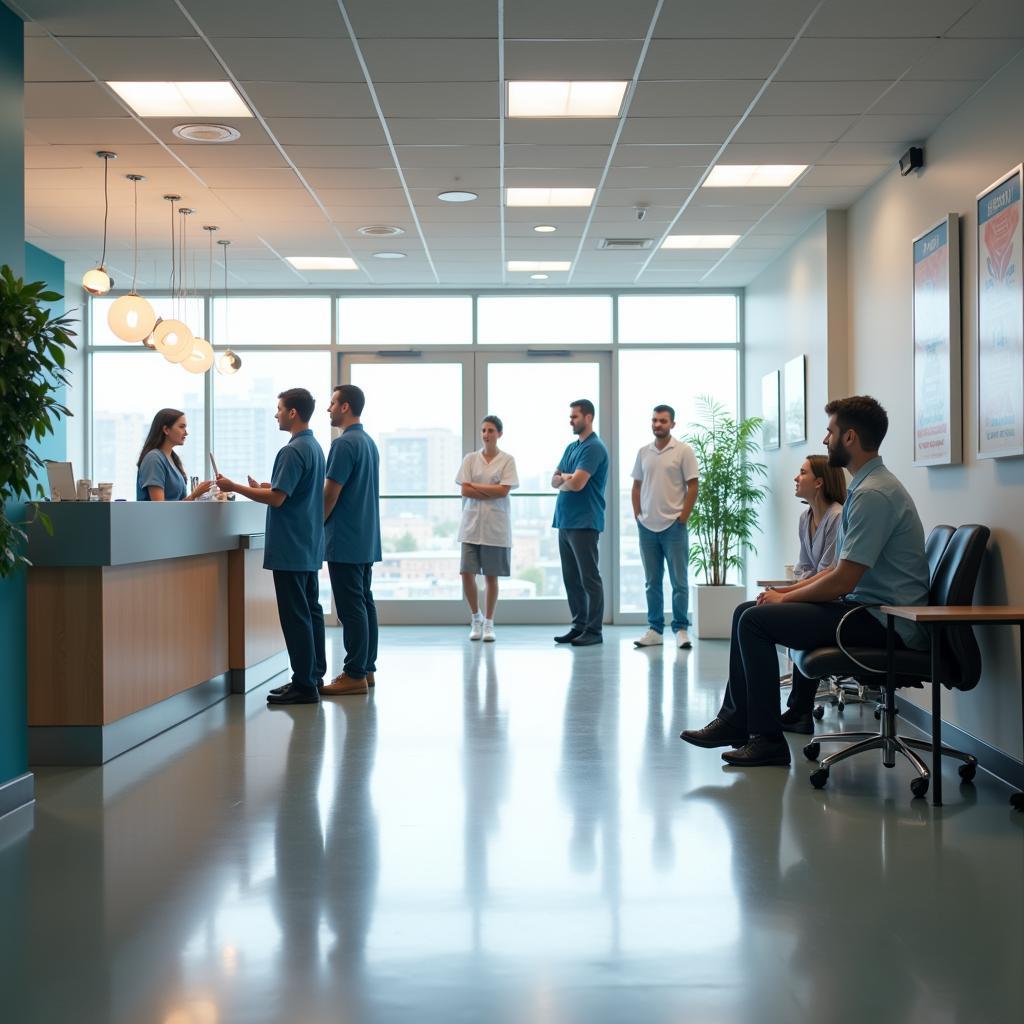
460, 543, 511, 577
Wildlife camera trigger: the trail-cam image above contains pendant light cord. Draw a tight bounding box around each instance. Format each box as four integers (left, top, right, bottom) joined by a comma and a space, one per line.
168, 197, 176, 300
99, 154, 109, 268
130, 177, 139, 294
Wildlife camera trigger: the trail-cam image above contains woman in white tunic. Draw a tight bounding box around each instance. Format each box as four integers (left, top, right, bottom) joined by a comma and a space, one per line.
792, 453, 846, 578
456, 415, 519, 642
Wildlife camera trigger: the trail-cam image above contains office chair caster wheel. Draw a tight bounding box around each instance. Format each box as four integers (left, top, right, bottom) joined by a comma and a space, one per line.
810, 767, 829, 789
836, 701, 845, 714
812, 705, 825, 720
874, 708, 882, 720
910, 777, 929, 799
803, 741, 820, 761
958, 762, 977, 783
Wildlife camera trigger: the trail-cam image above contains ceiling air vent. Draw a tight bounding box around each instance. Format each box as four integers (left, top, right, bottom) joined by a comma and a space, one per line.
599, 238, 652, 250
172, 123, 241, 143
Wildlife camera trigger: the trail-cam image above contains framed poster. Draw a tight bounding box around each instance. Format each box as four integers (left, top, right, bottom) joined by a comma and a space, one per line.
761, 369, 780, 450
912, 214, 962, 466
784, 355, 805, 445
977, 165, 1024, 459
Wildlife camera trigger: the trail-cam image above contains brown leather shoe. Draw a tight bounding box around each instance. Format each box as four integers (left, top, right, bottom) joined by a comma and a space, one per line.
319, 673, 369, 696
366, 671, 375, 688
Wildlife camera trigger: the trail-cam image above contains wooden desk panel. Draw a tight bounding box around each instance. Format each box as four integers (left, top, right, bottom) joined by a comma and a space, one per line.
228, 547, 284, 669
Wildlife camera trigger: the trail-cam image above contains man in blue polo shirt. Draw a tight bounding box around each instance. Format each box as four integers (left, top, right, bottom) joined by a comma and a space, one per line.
551, 398, 609, 646
680, 395, 930, 766
319, 384, 382, 697
217, 388, 326, 707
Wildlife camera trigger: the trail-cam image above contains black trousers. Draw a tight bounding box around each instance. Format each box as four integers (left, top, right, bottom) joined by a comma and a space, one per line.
328, 561, 378, 680
272, 570, 327, 694
718, 600, 900, 735
558, 528, 603, 636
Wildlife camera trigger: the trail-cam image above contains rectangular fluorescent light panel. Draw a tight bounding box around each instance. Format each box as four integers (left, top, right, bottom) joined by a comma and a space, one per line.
507, 81, 628, 118
506, 188, 595, 207
662, 235, 741, 249
286, 256, 358, 271
507, 261, 572, 272
703, 165, 807, 188
107, 81, 252, 117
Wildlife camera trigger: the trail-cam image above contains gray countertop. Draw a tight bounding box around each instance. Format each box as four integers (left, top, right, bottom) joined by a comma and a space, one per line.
26, 501, 268, 567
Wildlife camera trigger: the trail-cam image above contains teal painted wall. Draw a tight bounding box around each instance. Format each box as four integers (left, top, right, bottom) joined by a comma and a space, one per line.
0, 1, 26, 785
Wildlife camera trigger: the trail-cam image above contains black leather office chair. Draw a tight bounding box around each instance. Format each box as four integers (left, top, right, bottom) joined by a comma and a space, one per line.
794, 524, 989, 799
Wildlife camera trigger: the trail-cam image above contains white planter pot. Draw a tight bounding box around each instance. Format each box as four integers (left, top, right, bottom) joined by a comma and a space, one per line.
690, 584, 747, 640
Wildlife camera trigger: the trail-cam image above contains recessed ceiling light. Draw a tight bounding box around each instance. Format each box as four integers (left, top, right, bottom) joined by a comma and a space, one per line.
286, 256, 358, 270
107, 82, 251, 118
507, 81, 628, 118
358, 224, 405, 237
372, 251, 406, 260
662, 235, 741, 249
507, 260, 571, 272
534, 224, 558, 233
172, 123, 241, 143
506, 188, 595, 208
438, 190, 478, 203
530, 273, 549, 280
703, 165, 807, 188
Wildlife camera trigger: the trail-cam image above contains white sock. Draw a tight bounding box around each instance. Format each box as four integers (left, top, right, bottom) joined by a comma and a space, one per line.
472, 611, 483, 621
484, 618, 494, 627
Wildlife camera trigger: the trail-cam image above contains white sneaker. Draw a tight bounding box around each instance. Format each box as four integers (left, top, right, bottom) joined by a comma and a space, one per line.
634, 628, 663, 647
482, 621, 496, 643
469, 617, 483, 641
676, 629, 693, 649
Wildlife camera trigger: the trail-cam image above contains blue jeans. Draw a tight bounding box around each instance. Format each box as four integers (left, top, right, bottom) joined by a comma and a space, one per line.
638, 521, 690, 633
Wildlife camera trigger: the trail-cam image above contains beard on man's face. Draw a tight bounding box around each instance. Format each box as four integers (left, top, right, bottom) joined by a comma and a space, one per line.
827, 435, 851, 469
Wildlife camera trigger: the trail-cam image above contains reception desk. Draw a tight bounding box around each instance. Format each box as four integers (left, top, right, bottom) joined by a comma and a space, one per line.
25, 501, 288, 764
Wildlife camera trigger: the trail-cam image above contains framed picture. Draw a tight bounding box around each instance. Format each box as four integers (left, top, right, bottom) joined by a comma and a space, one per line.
761, 370, 780, 450
784, 355, 805, 445
912, 214, 962, 466
976, 165, 1024, 459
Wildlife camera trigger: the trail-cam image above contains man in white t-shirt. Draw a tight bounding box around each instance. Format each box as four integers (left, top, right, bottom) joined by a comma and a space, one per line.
456, 415, 519, 642
631, 404, 699, 649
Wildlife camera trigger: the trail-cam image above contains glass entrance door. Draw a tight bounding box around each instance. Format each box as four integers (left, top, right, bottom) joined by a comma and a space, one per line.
340, 350, 610, 625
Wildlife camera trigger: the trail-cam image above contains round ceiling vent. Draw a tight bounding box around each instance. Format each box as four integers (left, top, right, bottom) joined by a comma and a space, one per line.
172, 123, 241, 143
357, 224, 405, 237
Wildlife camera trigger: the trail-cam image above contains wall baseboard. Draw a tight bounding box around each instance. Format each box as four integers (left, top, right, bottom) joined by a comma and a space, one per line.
896, 698, 1024, 792
0, 771, 35, 821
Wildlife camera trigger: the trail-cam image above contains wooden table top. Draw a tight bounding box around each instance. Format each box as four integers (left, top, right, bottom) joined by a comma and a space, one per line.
756, 579, 793, 588
880, 605, 1024, 623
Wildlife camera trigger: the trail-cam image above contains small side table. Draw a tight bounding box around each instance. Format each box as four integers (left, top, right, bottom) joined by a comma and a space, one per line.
881, 605, 1024, 808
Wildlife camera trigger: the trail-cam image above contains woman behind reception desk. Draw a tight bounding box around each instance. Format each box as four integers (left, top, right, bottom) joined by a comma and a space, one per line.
136, 408, 213, 502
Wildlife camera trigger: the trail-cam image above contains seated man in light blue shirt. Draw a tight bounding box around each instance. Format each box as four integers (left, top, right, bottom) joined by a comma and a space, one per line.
681, 396, 930, 768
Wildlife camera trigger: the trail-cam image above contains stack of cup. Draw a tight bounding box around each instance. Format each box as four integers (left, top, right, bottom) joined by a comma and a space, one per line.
97, 482, 113, 502
76, 478, 92, 502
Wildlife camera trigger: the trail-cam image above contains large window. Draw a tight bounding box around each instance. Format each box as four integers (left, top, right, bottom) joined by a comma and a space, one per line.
339, 296, 472, 346
477, 295, 612, 345
212, 296, 330, 345
618, 294, 738, 344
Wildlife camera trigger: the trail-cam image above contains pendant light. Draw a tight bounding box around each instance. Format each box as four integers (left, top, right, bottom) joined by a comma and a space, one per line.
215, 238, 241, 375
153, 197, 194, 363
183, 224, 217, 374
107, 173, 157, 342
82, 151, 117, 295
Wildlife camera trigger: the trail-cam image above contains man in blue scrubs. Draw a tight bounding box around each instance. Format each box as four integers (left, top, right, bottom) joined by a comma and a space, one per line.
680, 396, 930, 766
551, 398, 609, 646
217, 388, 326, 706
320, 384, 381, 697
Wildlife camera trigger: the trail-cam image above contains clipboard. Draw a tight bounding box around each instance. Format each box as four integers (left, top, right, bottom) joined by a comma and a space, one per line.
209, 452, 221, 478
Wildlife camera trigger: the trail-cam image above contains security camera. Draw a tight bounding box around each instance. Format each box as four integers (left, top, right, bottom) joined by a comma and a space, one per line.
635, 205, 648, 222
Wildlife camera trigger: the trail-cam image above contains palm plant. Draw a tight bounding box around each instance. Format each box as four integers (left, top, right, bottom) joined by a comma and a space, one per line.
684, 395, 767, 586
0, 266, 76, 577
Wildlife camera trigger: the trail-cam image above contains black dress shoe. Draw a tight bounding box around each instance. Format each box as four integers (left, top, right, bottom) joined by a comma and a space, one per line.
570, 632, 603, 646
680, 717, 749, 749
721, 734, 791, 767
267, 687, 320, 706
269, 681, 292, 696
554, 629, 584, 644
780, 708, 815, 734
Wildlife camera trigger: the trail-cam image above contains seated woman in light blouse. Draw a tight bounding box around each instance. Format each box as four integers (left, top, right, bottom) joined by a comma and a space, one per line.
792, 454, 846, 578
135, 408, 212, 502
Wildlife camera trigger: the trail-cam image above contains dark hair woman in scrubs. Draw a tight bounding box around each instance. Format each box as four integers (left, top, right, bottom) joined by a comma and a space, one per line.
136, 408, 213, 501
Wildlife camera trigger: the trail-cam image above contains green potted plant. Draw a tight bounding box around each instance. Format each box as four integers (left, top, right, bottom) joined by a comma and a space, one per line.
0, 266, 77, 578
683, 395, 767, 638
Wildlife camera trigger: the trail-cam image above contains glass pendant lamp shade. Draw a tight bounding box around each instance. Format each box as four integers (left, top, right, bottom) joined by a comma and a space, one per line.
182, 337, 214, 374
216, 349, 242, 375
153, 318, 195, 363
107, 293, 157, 342
82, 267, 112, 295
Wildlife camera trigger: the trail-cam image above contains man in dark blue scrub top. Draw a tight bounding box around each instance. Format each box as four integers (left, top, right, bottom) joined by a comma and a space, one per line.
217, 388, 326, 706
551, 398, 609, 646
320, 384, 382, 697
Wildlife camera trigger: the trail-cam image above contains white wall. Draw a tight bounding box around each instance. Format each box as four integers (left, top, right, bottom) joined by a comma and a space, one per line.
846, 51, 1024, 757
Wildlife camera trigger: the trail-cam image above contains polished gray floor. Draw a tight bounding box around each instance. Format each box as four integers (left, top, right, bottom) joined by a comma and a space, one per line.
2, 627, 1021, 1024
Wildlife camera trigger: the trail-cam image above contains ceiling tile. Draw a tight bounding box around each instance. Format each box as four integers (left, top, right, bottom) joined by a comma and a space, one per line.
798, 164, 888, 187
26, 81, 127, 118
168, 144, 288, 168
265, 118, 387, 146
504, 120, 618, 146
58, 36, 225, 80
344, 0, 496, 38
642, 39, 790, 80
191, 0, 348, 38
242, 83, 375, 118
24, 37, 91, 82
630, 81, 761, 118
505, 0, 659, 39
904, 37, 1024, 80
605, 167, 705, 188
285, 145, 394, 168
360, 39, 497, 81
947, 0, 1024, 37
146, 117, 273, 147
375, 83, 498, 118
25, 116, 152, 145
303, 167, 403, 189
213, 37, 364, 82
504, 144, 611, 168
504, 169, 599, 187
777, 38, 932, 80
817, 141, 906, 163
198, 167, 301, 189
612, 144, 720, 167
805, 0, 974, 37
504, 40, 642, 79
16, 1, 193, 36
389, 119, 498, 146
656, 0, 819, 38
753, 81, 890, 116
732, 114, 857, 143
397, 145, 498, 168
868, 79, 982, 115
839, 113, 943, 143
719, 141, 831, 164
